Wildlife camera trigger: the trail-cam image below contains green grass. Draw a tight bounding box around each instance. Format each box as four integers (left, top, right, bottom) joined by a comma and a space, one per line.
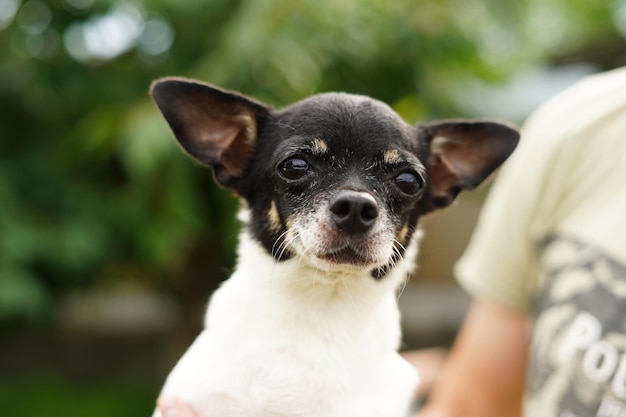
0, 375, 157, 417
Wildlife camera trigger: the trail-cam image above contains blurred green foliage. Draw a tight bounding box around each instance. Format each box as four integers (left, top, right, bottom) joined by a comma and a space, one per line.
0, 375, 154, 417
0, 0, 622, 322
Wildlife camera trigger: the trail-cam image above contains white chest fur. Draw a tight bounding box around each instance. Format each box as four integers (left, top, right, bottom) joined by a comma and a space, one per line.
153, 230, 420, 417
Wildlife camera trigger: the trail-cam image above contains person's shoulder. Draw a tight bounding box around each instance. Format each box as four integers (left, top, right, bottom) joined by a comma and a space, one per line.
522, 67, 626, 145
571, 66, 626, 95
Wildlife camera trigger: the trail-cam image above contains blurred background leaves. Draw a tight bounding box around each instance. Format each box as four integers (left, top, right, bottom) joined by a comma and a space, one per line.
0, 0, 625, 415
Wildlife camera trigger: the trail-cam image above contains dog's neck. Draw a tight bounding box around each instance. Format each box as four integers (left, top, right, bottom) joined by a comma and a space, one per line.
214, 213, 420, 350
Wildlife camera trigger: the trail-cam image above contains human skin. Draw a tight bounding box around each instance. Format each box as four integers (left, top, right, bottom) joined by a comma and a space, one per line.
417, 299, 529, 417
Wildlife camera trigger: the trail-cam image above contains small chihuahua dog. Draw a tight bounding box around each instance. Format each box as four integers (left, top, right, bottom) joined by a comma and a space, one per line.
149, 77, 518, 417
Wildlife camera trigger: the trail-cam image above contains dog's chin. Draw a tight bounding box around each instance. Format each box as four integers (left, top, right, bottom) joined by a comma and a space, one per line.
287, 232, 395, 273
318, 247, 375, 267
301, 245, 391, 273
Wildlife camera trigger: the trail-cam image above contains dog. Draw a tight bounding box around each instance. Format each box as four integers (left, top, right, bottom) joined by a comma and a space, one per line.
149, 77, 519, 417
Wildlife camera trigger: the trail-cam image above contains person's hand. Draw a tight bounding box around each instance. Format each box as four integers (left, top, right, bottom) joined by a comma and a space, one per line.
157, 397, 200, 417
401, 347, 447, 397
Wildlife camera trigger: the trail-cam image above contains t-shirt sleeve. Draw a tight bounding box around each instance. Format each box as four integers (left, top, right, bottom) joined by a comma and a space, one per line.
454, 116, 564, 312
455, 67, 626, 312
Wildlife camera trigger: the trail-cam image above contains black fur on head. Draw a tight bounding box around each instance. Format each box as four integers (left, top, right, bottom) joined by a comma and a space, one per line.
151, 78, 519, 278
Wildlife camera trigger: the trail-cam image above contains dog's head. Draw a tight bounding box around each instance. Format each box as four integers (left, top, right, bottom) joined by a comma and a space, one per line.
151, 78, 518, 278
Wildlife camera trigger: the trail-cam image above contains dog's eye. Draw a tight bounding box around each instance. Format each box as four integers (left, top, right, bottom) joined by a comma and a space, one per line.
394, 172, 423, 195
279, 157, 310, 180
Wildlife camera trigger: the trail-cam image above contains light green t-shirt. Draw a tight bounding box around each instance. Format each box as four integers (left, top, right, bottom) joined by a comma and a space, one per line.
455, 67, 626, 417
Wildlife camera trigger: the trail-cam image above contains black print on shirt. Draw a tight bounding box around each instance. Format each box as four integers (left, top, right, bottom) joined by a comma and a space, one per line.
527, 235, 626, 417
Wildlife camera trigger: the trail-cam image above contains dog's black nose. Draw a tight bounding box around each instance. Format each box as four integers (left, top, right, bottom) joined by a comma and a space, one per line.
330, 191, 378, 234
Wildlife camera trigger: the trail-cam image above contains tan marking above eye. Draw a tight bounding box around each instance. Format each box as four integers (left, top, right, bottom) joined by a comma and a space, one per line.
383, 149, 402, 165
267, 200, 282, 232
310, 138, 328, 155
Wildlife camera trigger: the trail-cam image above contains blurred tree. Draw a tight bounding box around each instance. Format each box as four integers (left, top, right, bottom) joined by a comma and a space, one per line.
0, 0, 623, 324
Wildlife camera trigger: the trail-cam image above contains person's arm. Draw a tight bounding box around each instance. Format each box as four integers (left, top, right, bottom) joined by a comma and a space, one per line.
418, 298, 530, 417
157, 397, 199, 417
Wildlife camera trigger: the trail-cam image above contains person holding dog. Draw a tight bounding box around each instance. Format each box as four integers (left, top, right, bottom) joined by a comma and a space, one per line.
419, 66, 626, 417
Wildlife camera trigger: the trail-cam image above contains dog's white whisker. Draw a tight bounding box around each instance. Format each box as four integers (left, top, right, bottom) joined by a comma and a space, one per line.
394, 238, 407, 254
271, 230, 289, 258
277, 231, 293, 258
390, 239, 411, 300
269, 231, 296, 297
396, 271, 410, 300
274, 233, 293, 263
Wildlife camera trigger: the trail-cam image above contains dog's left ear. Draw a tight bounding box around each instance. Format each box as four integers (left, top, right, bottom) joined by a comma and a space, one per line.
150, 77, 271, 188
418, 120, 519, 210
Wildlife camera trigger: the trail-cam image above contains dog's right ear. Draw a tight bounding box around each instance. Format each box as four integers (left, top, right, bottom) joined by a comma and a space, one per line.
418, 120, 519, 210
150, 77, 271, 188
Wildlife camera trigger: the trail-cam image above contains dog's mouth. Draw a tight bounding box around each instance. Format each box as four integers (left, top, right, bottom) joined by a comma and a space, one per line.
316, 245, 377, 267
